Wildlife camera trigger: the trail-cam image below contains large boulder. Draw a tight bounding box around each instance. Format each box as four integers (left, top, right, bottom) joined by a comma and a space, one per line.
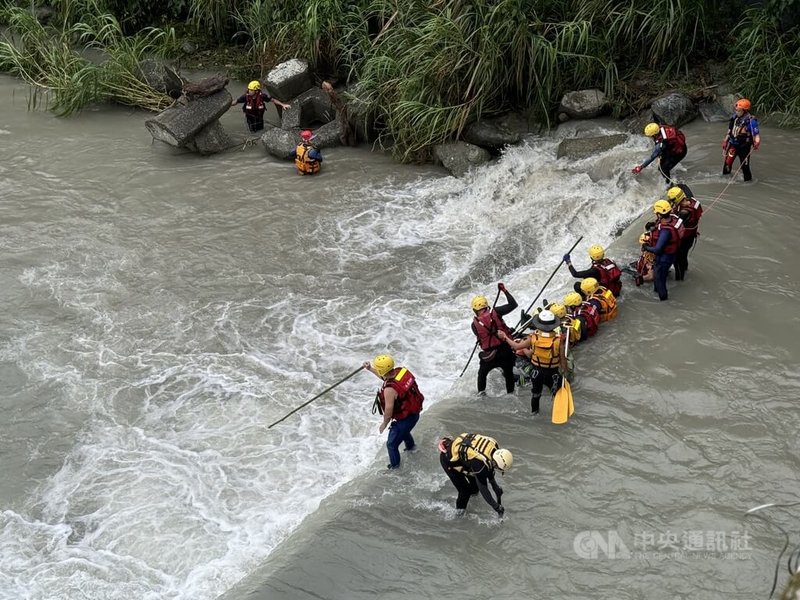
144, 89, 231, 147
463, 118, 522, 153
265, 59, 313, 103
260, 123, 299, 159
186, 121, 232, 155
308, 119, 343, 149
433, 141, 490, 177
281, 87, 334, 131
347, 96, 379, 143
698, 101, 730, 122
558, 89, 609, 121
138, 59, 184, 99
651, 92, 697, 127
556, 134, 628, 160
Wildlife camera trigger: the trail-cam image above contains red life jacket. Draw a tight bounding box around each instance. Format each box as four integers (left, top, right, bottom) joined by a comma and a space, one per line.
244, 91, 266, 116
574, 302, 599, 338
593, 258, 622, 297
678, 198, 703, 235
657, 125, 686, 155
472, 310, 512, 351
376, 367, 424, 421
652, 214, 684, 254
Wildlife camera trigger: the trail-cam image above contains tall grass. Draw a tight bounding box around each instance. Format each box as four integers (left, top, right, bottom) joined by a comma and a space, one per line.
0, 6, 174, 115
3, 0, 796, 154
731, 7, 800, 124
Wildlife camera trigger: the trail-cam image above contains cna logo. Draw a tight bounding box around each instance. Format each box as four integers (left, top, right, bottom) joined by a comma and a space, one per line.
573, 530, 632, 559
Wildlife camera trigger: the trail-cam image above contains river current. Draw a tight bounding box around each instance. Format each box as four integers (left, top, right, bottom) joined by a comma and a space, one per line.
1, 74, 798, 600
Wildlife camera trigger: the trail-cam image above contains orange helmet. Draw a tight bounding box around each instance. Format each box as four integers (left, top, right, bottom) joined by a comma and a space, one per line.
735, 98, 751, 111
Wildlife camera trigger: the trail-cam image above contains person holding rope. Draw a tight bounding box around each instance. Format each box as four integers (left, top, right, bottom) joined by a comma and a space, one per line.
438, 433, 512, 517
471, 283, 518, 396
632, 122, 688, 186
363, 354, 424, 470
723, 98, 761, 182
667, 186, 704, 281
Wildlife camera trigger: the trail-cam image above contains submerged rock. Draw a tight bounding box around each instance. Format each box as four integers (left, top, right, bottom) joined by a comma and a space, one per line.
557, 134, 628, 160
434, 141, 490, 177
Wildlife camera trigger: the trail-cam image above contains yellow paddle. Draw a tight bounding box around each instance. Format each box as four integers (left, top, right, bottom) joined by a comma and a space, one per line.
552, 325, 573, 424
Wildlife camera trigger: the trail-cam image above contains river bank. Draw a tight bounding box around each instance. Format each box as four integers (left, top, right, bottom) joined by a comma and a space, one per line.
2, 0, 798, 162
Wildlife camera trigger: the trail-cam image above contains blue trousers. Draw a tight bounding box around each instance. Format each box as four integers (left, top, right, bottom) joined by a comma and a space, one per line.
387, 412, 420, 467
653, 254, 676, 301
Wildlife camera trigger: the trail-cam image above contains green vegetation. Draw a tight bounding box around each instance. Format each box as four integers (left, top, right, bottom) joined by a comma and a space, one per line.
1, 0, 799, 157
0, 5, 174, 115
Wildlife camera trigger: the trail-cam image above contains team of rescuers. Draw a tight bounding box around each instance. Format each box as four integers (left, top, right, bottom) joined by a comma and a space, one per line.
234, 78, 760, 185
353, 100, 753, 516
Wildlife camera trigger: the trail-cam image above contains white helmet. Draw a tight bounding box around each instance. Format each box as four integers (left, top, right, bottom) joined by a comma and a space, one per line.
493, 448, 513, 472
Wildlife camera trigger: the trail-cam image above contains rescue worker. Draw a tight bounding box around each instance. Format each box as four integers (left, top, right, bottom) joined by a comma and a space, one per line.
471, 283, 518, 396
498, 310, 566, 415
363, 354, 424, 470
231, 80, 290, 133
642, 200, 684, 301
548, 302, 581, 346
563, 292, 599, 342
722, 98, 761, 182
632, 122, 688, 185
579, 277, 618, 323
667, 185, 703, 281
292, 129, 323, 175
438, 433, 511, 517
564, 244, 622, 297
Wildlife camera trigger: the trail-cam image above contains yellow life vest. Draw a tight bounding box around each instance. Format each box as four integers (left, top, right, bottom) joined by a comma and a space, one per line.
562, 315, 581, 344
529, 329, 561, 368
295, 143, 320, 174
591, 287, 618, 322
449, 433, 498, 474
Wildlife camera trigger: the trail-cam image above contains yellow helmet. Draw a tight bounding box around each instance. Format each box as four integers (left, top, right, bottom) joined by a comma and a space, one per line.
471, 295, 489, 311
667, 186, 685, 204
580, 277, 599, 295
493, 448, 513, 471
644, 122, 660, 137
654, 199, 672, 215
588, 244, 605, 261
372, 354, 395, 377
549, 303, 566, 318
563, 292, 583, 307
247, 80, 261, 91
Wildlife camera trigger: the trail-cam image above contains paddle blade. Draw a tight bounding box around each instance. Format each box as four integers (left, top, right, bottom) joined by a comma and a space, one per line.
552, 387, 569, 424
566, 381, 575, 416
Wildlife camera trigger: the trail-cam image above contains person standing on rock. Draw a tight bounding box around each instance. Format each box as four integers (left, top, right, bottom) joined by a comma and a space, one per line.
321, 80, 356, 147
231, 80, 290, 133
632, 122, 687, 186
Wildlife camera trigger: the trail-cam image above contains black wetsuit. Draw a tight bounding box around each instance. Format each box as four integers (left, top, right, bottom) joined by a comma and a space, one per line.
471, 291, 518, 394
439, 451, 503, 512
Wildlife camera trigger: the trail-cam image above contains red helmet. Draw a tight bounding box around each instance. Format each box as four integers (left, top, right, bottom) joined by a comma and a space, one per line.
735, 98, 751, 111
300, 129, 313, 141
